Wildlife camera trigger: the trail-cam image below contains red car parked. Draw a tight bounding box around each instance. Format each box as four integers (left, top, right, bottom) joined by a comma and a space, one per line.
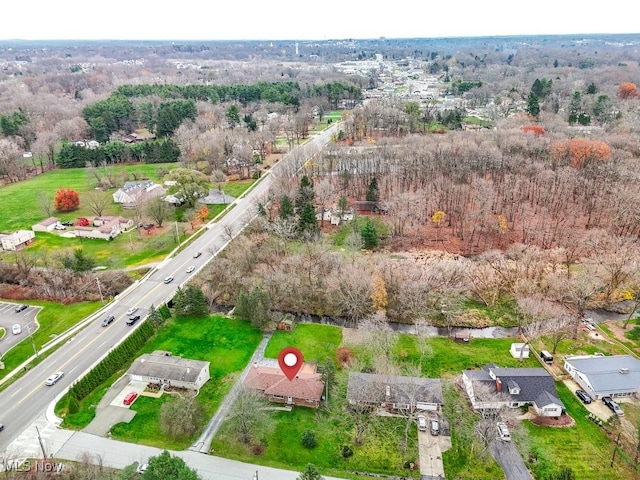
123, 392, 138, 406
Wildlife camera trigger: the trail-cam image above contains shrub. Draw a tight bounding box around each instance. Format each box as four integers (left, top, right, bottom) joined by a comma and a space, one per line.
301, 429, 317, 449
340, 445, 353, 458
251, 444, 265, 456
336, 346, 354, 367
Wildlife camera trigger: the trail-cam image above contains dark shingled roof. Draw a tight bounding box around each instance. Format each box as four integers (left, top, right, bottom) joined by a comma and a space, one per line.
347, 372, 443, 405
127, 351, 209, 384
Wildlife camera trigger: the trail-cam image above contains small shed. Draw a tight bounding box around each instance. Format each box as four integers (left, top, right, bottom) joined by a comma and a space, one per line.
454, 331, 472, 343
510, 343, 530, 359
277, 314, 297, 331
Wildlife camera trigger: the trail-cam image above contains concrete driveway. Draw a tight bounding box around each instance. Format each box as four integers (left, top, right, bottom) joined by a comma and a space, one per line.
82, 376, 148, 436
417, 415, 450, 479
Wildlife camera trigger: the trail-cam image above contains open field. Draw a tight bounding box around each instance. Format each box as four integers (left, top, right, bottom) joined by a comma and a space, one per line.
0, 163, 179, 232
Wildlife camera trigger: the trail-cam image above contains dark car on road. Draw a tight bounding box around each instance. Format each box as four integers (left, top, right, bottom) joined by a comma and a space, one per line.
101, 315, 115, 327
126, 314, 141, 326
575, 389, 592, 404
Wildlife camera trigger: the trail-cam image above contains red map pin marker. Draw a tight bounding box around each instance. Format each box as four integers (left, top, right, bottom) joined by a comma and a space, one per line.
278, 347, 304, 381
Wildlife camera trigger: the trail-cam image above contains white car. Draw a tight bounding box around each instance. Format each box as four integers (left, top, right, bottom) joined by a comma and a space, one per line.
126, 307, 138, 315
497, 421, 511, 441
136, 463, 148, 474
186, 265, 195, 273
45, 372, 64, 386
12, 324, 22, 335
417, 415, 427, 431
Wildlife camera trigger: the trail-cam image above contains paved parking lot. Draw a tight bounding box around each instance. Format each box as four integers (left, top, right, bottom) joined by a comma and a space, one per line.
0, 302, 40, 358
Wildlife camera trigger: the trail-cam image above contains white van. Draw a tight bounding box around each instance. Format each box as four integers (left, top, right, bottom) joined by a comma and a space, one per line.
497, 422, 511, 441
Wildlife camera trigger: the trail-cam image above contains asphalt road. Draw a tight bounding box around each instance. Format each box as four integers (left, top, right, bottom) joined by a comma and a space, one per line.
489, 439, 533, 480
0, 124, 339, 457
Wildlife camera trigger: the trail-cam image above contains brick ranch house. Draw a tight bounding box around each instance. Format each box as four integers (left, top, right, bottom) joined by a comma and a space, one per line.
243, 362, 325, 408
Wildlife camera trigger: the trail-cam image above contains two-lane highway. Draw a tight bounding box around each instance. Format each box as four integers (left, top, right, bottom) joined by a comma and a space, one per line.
0, 123, 339, 454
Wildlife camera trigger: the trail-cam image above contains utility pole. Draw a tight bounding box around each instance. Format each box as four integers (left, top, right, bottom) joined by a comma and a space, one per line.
35, 425, 47, 459
96, 277, 104, 303
611, 432, 621, 467
27, 324, 38, 357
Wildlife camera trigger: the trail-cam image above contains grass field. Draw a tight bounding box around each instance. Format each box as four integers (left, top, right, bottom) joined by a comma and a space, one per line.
263, 323, 343, 363
0, 163, 179, 232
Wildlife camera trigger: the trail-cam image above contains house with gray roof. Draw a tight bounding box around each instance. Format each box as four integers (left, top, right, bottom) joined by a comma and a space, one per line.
347, 372, 443, 413
462, 364, 564, 417
127, 350, 210, 390
564, 354, 640, 400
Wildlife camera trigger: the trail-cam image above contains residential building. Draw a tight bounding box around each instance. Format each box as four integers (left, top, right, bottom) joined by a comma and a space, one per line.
564, 354, 640, 399
75, 216, 133, 240
243, 362, 324, 408
112, 181, 166, 208
462, 364, 564, 417
346, 372, 443, 413
0, 230, 35, 251
127, 350, 210, 390
32, 217, 60, 232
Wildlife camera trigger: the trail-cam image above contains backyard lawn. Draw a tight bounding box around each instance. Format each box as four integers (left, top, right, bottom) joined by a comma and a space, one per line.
264, 323, 343, 363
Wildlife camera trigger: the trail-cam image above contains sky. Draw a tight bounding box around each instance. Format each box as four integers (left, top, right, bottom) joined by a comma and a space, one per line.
1, 0, 638, 41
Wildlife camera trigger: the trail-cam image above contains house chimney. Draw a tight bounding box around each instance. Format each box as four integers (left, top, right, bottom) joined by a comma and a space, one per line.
496, 378, 502, 392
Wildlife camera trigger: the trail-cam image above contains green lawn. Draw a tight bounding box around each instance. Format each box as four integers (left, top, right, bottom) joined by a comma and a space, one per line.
0, 300, 102, 381
0, 163, 178, 232
211, 371, 421, 480
392, 336, 538, 378
524, 382, 637, 479
108, 315, 262, 448
263, 323, 343, 363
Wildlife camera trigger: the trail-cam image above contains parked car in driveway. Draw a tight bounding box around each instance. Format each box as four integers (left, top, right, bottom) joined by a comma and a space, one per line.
417, 415, 427, 431
101, 315, 115, 327
126, 314, 141, 326
430, 419, 440, 436
12, 324, 22, 335
45, 372, 64, 386
497, 421, 511, 441
602, 396, 624, 416
14, 304, 28, 313
123, 391, 138, 406
575, 389, 592, 404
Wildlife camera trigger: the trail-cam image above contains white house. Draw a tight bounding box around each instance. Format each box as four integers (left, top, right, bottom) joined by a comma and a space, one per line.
564, 354, 640, 400
112, 181, 166, 208
0, 230, 35, 251
462, 364, 564, 417
75, 216, 133, 240
32, 217, 60, 232
127, 351, 210, 390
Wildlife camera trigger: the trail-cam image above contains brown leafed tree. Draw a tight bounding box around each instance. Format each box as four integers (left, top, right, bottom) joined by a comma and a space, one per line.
618, 82, 639, 99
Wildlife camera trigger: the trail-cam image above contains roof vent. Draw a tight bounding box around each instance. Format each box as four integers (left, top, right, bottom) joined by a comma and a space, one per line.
620, 368, 629, 374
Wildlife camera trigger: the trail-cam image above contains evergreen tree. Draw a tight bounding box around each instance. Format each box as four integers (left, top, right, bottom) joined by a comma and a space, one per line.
297, 201, 319, 240
297, 464, 324, 480
279, 194, 294, 219
295, 175, 315, 214
235, 287, 271, 329
361, 220, 379, 249
526, 92, 540, 118
366, 178, 380, 202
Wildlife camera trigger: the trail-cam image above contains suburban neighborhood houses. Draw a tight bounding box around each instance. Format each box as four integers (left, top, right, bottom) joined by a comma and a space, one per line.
127, 351, 211, 391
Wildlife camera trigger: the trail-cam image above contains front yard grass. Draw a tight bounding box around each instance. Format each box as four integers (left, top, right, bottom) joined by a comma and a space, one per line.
211, 371, 421, 480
